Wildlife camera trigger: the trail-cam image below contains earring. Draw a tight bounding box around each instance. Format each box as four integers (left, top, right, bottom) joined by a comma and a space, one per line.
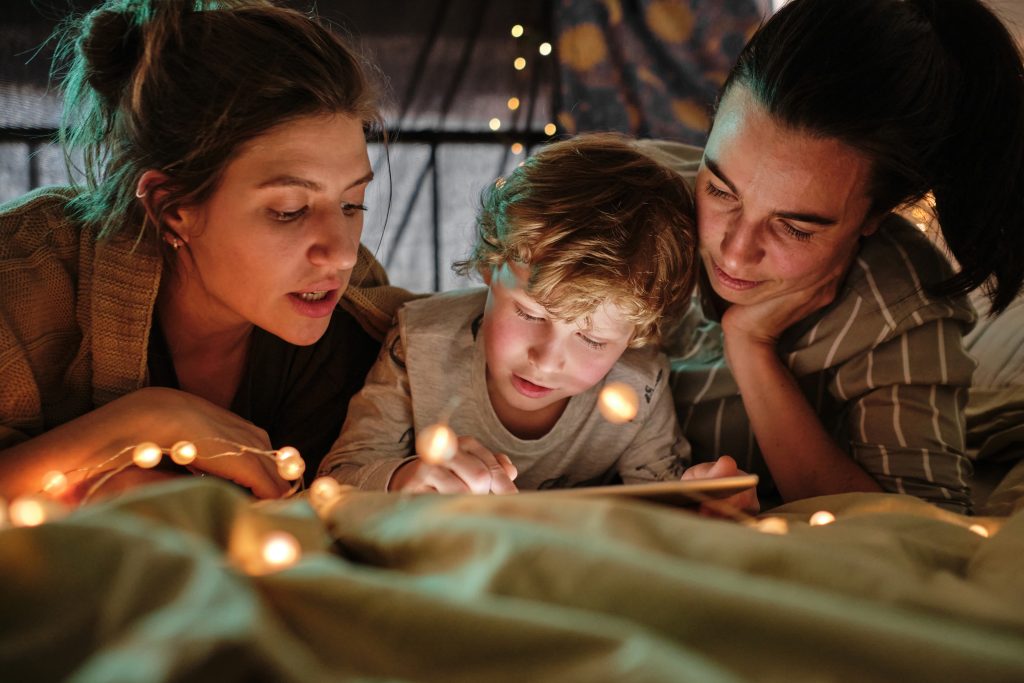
163, 233, 182, 251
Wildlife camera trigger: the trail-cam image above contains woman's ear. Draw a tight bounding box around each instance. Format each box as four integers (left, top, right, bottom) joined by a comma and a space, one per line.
860, 212, 884, 238
135, 169, 196, 243
480, 264, 494, 286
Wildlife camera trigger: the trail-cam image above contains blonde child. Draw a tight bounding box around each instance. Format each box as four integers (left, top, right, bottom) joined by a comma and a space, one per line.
320, 134, 716, 494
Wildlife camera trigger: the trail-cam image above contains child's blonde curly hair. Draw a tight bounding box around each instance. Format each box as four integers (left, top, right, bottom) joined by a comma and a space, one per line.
455, 133, 698, 348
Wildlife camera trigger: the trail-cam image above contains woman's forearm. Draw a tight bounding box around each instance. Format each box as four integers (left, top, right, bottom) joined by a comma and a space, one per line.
0, 386, 282, 500
0, 389, 170, 499
726, 338, 881, 501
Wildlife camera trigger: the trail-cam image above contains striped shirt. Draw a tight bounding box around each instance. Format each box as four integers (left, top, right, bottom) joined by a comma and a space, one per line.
639, 140, 978, 512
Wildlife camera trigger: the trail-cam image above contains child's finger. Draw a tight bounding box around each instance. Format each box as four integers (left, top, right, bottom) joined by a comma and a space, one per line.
487, 468, 518, 494
421, 464, 473, 494
448, 452, 494, 493
495, 453, 518, 481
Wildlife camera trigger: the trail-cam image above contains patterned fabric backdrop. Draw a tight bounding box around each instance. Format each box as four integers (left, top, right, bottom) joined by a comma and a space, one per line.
555, 0, 764, 144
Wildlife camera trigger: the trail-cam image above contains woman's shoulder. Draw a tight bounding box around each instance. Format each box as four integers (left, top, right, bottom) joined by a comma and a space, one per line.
840, 215, 975, 332
0, 186, 84, 258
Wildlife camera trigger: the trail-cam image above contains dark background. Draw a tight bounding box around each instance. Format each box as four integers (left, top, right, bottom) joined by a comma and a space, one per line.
0, 0, 774, 292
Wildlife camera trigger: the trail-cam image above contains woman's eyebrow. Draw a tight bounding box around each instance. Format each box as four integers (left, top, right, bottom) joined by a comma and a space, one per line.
705, 157, 738, 194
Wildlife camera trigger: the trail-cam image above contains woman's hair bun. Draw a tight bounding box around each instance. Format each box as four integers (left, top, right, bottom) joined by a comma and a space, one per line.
80, 9, 143, 105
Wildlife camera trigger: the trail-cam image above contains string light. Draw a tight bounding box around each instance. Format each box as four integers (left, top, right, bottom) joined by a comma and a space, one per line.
538, 42, 552, 56
489, 117, 502, 131
755, 517, 789, 535
510, 142, 524, 155
417, 423, 458, 465
9, 497, 48, 527
507, 97, 520, 111
275, 446, 305, 482
598, 382, 639, 424
170, 440, 197, 465
13, 439, 308, 514
513, 57, 527, 71
544, 122, 557, 136
511, 24, 524, 38
309, 476, 349, 510
41, 470, 69, 497
260, 531, 301, 570
809, 510, 836, 526
132, 442, 163, 469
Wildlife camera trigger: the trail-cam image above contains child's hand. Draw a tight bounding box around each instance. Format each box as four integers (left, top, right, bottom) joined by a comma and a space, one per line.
681, 455, 760, 517
390, 435, 518, 494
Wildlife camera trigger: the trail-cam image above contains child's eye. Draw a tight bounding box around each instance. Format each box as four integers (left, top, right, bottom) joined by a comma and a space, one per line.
270, 207, 308, 222
704, 181, 734, 200
514, 304, 543, 322
781, 222, 813, 242
578, 334, 606, 350
342, 202, 368, 217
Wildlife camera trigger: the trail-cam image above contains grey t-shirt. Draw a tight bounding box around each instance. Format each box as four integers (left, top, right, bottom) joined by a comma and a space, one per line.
320, 288, 691, 490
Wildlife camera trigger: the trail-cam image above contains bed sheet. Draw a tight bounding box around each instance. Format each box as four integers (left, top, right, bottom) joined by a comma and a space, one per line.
2, 478, 1023, 682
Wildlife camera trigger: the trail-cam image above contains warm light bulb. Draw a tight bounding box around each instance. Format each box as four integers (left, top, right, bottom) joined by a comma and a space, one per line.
755, 517, 789, 535
598, 382, 639, 424
275, 447, 305, 482
510, 142, 524, 155
544, 122, 557, 136
132, 442, 163, 469
968, 524, 990, 538
10, 497, 47, 527
511, 24, 524, 38
309, 476, 349, 509
416, 423, 458, 465
41, 470, 68, 497
170, 440, 197, 465
809, 511, 836, 526
513, 57, 527, 71
538, 42, 552, 56
489, 117, 501, 131
261, 531, 301, 569
507, 97, 520, 111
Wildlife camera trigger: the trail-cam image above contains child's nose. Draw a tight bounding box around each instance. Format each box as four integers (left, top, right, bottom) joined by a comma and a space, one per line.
528, 334, 565, 374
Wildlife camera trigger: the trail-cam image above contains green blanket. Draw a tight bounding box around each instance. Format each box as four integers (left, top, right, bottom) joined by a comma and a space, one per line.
3, 479, 1023, 682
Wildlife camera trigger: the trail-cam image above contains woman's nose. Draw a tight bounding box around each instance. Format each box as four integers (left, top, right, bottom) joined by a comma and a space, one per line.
719, 217, 765, 271
308, 211, 360, 271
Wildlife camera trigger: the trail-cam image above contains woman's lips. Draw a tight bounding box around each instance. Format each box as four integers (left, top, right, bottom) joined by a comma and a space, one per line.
712, 262, 763, 291
511, 374, 554, 399
287, 287, 340, 318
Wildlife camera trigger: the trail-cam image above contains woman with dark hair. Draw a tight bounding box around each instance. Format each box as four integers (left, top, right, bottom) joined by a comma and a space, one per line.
658, 0, 1024, 512
0, 0, 410, 500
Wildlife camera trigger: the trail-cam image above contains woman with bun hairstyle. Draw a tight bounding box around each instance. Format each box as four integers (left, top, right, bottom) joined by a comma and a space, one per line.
0, 0, 410, 500
659, 0, 1024, 512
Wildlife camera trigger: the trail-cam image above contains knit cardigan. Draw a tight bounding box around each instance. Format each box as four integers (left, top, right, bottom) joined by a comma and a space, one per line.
0, 186, 412, 449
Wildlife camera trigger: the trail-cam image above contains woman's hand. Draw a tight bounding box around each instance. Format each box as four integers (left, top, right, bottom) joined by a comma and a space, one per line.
721, 256, 850, 350
0, 386, 290, 502
682, 455, 760, 517
389, 435, 518, 494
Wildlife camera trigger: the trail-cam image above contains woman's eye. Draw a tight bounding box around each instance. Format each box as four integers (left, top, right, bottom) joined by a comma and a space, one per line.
270, 207, 308, 222
579, 334, 606, 350
342, 203, 368, 217
781, 222, 813, 242
514, 304, 542, 322
704, 181, 733, 200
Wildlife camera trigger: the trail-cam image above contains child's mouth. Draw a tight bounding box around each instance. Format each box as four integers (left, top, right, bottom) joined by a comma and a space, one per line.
511, 374, 553, 399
